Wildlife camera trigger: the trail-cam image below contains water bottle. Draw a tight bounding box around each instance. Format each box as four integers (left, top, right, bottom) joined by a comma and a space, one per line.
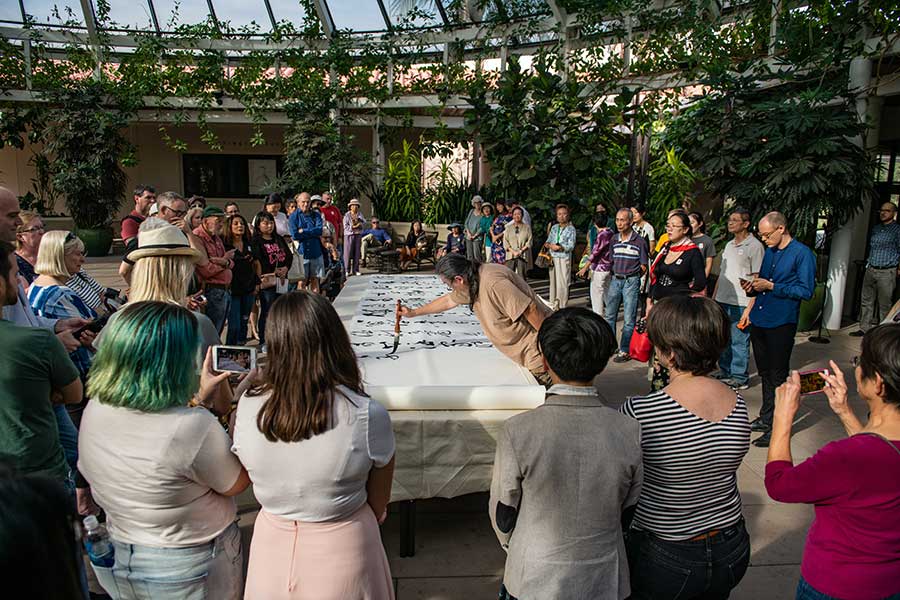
83, 515, 115, 568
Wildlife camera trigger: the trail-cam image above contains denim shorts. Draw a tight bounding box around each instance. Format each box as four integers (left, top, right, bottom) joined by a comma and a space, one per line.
91, 521, 243, 600
303, 255, 325, 278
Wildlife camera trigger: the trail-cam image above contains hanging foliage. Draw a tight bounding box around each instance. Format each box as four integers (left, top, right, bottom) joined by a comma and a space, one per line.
465, 54, 629, 235
662, 82, 877, 241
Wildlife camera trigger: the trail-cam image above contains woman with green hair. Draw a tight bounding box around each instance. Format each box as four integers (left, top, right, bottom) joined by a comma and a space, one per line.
78, 301, 251, 600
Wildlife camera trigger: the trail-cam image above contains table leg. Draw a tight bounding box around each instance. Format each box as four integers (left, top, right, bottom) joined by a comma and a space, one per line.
399, 500, 416, 557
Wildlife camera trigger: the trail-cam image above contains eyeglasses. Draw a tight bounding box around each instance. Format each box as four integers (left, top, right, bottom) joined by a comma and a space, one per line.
162, 207, 188, 218
759, 226, 783, 241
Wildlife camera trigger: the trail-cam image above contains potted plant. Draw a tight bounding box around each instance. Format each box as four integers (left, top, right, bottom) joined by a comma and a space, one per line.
40, 86, 136, 256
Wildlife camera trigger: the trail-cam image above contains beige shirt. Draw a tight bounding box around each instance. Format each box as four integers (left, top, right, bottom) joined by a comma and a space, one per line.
450, 263, 550, 372
78, 401, 241, 547
503, 221, 533, 257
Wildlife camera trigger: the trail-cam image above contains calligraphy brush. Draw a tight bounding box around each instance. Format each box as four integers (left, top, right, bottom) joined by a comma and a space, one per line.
390, 299, 402, 354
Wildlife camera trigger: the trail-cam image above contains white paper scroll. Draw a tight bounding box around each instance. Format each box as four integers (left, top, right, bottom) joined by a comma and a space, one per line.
335, 275, 541, 410
367, 385, 544, 411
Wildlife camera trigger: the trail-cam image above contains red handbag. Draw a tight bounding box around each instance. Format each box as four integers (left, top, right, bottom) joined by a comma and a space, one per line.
628, 318, 653, 363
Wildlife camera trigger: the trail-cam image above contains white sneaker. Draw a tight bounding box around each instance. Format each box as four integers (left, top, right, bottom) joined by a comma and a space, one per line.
355, 271, 362, 276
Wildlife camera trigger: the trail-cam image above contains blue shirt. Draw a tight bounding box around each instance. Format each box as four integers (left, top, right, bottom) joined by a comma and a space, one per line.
362, 228, 392, 244
867, 222, 900, 268
289, 210, 324, 259
610, 229, 649, 276
749, 239, 816, 328
547, 223, 576, 258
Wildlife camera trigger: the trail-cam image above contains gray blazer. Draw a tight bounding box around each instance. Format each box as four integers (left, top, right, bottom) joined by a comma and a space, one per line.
489, 389, 643, 600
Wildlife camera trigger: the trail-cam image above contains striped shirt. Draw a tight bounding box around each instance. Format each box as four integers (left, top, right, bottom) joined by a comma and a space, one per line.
66, 269, 106, 311
610, 229, 649, 276
621, 390, 750, 540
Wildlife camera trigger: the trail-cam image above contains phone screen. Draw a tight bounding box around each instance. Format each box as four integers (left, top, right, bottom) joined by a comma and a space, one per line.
213, 345, 256, 373
799, 370, 829, 395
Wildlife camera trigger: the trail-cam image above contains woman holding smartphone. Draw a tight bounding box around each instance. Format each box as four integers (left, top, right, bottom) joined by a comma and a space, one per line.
233, 292, 395, 599
765, 324, 900, 600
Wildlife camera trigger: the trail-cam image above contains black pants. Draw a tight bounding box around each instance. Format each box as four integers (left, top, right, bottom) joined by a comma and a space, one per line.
750, 322, 798, 425
626, 520, 751, 600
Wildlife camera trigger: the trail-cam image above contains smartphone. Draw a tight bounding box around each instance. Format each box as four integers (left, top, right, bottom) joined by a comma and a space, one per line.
212, 345, 257, 374
73, 313, 111, 338
193, 293, 207, 304
798, 369, 830, 395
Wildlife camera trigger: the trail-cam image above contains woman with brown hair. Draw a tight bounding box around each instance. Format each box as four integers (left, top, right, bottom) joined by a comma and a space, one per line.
233, 291, 396, 600
622, 295, 751, 600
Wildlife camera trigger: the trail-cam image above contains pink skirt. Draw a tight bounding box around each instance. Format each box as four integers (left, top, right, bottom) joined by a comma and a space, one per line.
244, 504, 395, 600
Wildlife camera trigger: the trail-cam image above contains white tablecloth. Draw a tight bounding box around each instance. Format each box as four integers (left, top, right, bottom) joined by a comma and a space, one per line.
334, 274, 540, 502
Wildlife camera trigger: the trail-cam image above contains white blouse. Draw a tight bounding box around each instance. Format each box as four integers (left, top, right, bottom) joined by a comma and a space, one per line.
232, 385, 394, 522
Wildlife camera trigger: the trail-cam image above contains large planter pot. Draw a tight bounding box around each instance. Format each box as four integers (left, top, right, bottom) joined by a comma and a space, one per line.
76, 227, 114, 257
798, 282, 826, 332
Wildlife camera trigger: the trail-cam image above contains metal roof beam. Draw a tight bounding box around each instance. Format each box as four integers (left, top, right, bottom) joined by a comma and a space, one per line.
434, 0, 450, 26
0, 15, 560, 51
310, 0, 335, 37
544, 0, 569, 28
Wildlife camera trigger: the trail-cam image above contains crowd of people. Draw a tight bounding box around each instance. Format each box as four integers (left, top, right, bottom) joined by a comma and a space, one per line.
0, 181, 898, 600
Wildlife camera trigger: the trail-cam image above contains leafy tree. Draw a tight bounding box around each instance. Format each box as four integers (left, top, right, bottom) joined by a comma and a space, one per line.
662, 81, 877, 242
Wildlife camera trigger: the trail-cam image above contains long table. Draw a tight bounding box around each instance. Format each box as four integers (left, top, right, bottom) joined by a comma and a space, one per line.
334, 274, 542, 555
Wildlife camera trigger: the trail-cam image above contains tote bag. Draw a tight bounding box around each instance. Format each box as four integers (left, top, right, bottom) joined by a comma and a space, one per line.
287, 240, 305, 282
628, 318, 653, 363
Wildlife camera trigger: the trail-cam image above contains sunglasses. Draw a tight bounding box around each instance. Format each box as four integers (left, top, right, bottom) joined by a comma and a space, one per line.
19, 226, 45, 233
65, 231, 77, 243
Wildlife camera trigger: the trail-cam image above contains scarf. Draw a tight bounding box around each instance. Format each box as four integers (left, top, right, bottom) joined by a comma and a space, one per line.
649, 239, 698, 286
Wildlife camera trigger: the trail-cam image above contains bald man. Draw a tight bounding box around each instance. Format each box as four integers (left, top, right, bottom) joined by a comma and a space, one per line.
740, 211, 815, 447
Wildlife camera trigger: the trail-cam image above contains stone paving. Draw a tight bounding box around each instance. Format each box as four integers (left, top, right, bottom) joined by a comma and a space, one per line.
84, 256, 867, 599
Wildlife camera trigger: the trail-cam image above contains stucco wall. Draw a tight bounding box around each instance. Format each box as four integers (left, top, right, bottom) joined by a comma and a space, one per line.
0, 121, 376, 220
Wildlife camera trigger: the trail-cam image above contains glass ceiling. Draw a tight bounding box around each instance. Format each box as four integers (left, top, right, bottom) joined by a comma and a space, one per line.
2, 0, 552, 36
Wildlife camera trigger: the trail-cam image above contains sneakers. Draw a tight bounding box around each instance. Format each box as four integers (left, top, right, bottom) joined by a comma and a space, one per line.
722, 378, 750, 391
612, 352, 631, 364
355, 271, 362, 276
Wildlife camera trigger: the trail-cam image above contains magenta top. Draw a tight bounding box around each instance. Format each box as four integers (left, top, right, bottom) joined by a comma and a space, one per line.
765, 434, 900, 600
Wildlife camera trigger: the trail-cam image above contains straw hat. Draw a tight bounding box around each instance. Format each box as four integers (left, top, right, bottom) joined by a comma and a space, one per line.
126, 223, 202, 263
348, 198, 361, 207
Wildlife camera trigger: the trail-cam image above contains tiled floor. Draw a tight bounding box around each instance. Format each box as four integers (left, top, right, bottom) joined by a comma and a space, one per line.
85, 255, 867, 599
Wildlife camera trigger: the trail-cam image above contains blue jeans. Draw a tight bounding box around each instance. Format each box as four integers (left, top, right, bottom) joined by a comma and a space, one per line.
92, 522, 243, 600
605, 274, 641, 353
626, 520, 750, 600
54, 404, 78, 484
226, 293, 255, 345
718, 302, 751, 385
796, 576, 900, 600
204, 287, 231, 335
257, 288, 280, 346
